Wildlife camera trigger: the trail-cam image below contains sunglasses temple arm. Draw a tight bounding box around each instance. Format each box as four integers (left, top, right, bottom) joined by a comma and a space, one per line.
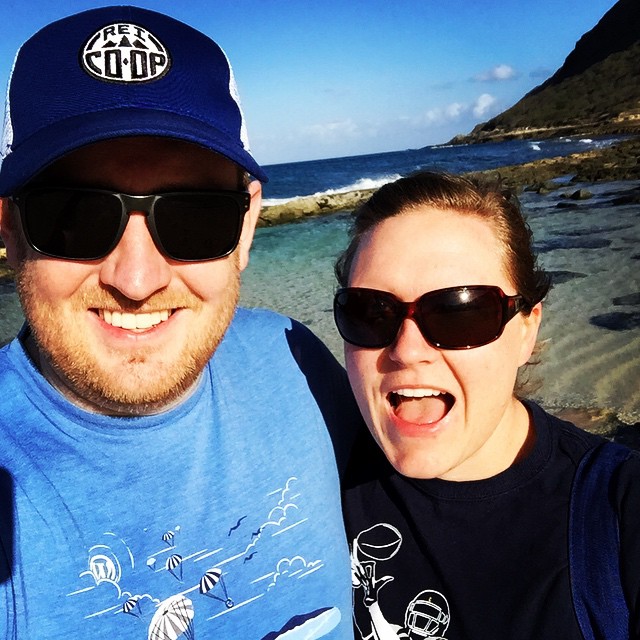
508, 296, 529, 319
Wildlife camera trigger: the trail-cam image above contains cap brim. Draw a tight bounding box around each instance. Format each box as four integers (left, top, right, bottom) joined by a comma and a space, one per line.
0, 108, 268, 194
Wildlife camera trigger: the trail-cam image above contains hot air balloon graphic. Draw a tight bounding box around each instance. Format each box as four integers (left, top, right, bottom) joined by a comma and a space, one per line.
148, 595, 194, 640
199, 567, 234, 608
166, 554, 183, 581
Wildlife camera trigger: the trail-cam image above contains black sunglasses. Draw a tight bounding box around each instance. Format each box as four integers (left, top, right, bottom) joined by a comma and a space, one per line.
12, 187, 251, 262
333, 285, 527, 350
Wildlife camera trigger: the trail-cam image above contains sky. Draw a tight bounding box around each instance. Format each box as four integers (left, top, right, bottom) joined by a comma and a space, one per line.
0, 0, 620, 166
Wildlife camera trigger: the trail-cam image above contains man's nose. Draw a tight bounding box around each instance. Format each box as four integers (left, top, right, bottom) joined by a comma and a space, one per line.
98, 212, 172, 300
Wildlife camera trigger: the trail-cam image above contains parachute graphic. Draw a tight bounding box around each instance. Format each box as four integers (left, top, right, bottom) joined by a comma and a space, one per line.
123, 595, 142, 617
166, 554, 183, 581
162, 531, 175, 546
148, 595, 194, 640
199, 567, 234, 608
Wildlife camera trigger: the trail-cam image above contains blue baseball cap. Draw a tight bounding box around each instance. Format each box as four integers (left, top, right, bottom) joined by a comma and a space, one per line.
0, 5, 268, 195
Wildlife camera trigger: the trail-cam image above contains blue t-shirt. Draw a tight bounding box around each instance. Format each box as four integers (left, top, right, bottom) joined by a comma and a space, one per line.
0, 308, 360, 639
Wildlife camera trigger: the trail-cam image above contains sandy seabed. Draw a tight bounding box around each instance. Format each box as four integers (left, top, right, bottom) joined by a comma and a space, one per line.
241, 179, 640, 437
518, 182, 639, 425
1, 177, 638, 439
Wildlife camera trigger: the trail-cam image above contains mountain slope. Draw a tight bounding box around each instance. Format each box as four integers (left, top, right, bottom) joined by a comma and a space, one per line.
454, 0, 640, 143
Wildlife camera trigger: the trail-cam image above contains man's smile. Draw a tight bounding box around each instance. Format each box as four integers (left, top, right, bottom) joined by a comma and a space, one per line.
97, 308, 172, 330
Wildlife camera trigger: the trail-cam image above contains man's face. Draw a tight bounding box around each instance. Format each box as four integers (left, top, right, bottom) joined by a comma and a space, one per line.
2, 137, 261, 415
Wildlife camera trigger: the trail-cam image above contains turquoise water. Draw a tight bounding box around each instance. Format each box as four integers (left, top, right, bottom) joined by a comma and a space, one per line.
240, 184, 640, 424
1, 138, 639, 422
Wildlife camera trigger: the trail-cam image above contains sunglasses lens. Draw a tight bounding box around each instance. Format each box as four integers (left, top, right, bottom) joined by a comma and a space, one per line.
334, 289, 401, 348
335, 286, 511, 350
23, 190, 123, 260
420, 287, 503, 348
153, 193, 246, 261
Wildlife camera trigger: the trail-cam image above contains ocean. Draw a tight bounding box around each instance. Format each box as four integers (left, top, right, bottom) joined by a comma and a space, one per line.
1, 135, 639, 423
260, 136, 620, 204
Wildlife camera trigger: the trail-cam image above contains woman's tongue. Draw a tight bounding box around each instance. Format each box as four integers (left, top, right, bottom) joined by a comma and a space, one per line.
391, 394, 452, 425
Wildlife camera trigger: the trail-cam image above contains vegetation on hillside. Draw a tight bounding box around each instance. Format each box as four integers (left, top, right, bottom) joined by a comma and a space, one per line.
453, 0, 640, 143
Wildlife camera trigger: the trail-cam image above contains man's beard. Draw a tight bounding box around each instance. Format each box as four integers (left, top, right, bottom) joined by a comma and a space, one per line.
15, 257, 240, 416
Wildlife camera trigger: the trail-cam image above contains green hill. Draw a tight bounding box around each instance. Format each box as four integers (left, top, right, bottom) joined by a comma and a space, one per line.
452, 0, 640, 143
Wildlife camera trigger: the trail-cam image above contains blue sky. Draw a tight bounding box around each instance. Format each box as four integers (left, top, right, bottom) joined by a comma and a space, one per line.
0, 0, 618, 165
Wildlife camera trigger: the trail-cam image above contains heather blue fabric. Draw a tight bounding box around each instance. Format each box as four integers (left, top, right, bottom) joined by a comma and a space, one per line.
0, 308, 358, 639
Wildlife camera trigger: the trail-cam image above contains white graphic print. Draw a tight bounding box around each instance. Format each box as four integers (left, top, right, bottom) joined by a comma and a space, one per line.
66, 477, 341, 639
351, 523, 450, 640
148, 595, 194, 640
81, 22, 171, 83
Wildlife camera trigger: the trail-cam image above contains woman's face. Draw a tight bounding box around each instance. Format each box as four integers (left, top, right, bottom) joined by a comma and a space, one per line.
344, 206, 542, 481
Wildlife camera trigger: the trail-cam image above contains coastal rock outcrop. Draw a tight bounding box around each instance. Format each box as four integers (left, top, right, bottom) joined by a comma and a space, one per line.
258, 188, 375, 226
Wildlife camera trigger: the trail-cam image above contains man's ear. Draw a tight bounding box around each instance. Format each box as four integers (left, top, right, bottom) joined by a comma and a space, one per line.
0, 197, 23, 268
237, 180, 262, 272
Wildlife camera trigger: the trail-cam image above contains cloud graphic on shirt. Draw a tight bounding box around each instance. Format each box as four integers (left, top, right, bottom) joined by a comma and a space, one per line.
242, 478, 302, 554
268, 556, 323, 589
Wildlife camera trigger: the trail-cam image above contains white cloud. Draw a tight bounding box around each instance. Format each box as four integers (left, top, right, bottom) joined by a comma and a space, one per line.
473, 64, 517, 82
444, 102, 465, 119
472, 93, 498, 118
419, 102, 466, 126
254, 92, 504, 163
419, 95, 498, 125
302, 119, 360, 140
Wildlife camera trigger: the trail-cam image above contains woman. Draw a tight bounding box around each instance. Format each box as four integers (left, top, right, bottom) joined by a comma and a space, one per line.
333, 171, 640, 639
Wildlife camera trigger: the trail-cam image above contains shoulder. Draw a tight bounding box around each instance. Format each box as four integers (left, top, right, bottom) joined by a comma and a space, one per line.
228, 306, 295, 335
615, 446, 640, 502
225, 307, 316, 345
220, 307, 337, 366
0, 335, 34, 393
525, 400, 606, 466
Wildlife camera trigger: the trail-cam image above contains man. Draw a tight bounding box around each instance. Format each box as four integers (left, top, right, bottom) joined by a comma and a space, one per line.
0, 7, 358, 639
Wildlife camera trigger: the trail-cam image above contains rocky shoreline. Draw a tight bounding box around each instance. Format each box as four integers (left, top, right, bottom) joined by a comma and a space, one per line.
1, 136, 639, 442
2, 136, 639, 277
2, 136, 640, 278
464, 136, 640, 190
258, 136, 640, 226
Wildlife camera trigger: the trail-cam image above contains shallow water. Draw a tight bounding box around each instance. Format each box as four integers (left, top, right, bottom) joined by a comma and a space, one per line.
241, 181, 640, 424
1, 151, 638, 424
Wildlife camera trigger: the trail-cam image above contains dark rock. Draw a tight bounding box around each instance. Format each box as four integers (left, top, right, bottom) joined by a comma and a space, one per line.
568, 188, 593, 200
590, 311, 640, 331
549, 270, 588, 284
610, 193, 640, 205
613, 292, 640, 306
535, 236, 611, 253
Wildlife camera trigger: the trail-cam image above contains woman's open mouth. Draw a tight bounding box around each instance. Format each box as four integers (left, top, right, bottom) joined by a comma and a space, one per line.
388, 388, 455, 425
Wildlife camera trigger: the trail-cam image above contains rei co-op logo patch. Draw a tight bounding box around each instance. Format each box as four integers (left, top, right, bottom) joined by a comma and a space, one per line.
81, 23, 171, 83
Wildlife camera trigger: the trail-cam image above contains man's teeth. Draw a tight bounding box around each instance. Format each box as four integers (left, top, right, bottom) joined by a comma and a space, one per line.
100, 309, 170, 329
394, 388, 444, 398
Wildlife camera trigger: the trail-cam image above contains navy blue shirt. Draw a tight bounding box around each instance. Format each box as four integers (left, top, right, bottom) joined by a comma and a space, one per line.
342, 401, 640, 639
